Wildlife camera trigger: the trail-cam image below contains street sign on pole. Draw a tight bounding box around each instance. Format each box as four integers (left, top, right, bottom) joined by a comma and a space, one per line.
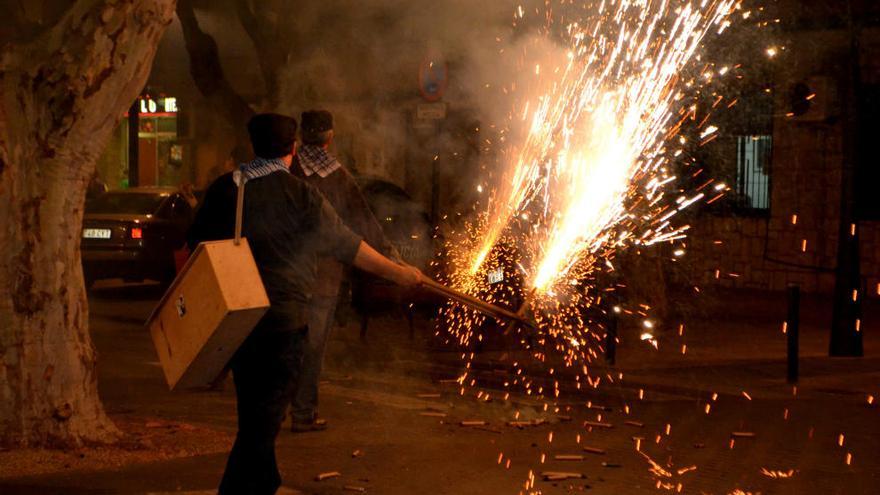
418, 57, 448, 102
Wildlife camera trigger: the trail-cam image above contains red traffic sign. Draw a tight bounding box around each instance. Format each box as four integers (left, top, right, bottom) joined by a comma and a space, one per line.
418, 57, 448, 102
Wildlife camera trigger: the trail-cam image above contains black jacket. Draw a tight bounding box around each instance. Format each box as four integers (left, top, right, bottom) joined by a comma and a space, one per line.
187, 170, 362, 328
187, 172, 236, 251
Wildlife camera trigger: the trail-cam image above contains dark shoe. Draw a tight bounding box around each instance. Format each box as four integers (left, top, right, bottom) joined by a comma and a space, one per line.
291, 418, 327, 433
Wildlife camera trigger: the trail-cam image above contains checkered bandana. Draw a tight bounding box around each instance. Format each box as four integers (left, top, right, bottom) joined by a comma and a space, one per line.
233, 156, 290, 186
297, 144, 341, 178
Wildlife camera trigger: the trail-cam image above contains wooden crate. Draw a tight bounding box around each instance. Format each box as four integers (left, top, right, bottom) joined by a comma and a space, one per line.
147, 239, 269, 390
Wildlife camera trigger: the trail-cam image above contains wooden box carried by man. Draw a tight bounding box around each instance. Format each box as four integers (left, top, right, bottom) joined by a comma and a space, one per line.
146, 177, 268, 390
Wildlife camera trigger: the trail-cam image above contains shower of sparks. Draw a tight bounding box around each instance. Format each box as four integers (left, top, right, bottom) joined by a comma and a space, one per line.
436, 0, 742, 400
469, 0, 739, 294
418, 1, 875, 494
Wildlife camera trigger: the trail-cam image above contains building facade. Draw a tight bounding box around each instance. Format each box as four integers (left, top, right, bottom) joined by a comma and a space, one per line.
687, 4, 880, 296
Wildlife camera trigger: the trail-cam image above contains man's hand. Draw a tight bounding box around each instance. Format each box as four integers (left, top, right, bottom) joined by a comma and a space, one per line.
179, 182, 198, 208
392, 263, 424, 287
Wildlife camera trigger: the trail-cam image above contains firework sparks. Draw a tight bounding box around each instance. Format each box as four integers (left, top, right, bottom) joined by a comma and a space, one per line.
437, 0, 742, 415
432, 3, 760, 492
469, 0, 738, 295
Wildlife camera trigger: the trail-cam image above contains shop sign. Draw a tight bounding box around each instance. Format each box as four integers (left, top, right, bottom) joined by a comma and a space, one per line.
140, 97, 178, 115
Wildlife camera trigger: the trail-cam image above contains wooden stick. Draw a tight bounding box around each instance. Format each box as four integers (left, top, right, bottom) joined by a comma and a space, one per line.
554, 454, 585, 461
584, 420, 614, 429
502, 288, 537, 334
420, 278, 532, 326
541, 471, 584, 480
460, 420, 487, 427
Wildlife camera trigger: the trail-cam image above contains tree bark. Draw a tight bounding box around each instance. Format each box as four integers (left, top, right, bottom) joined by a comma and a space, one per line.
0, 0, 176, 447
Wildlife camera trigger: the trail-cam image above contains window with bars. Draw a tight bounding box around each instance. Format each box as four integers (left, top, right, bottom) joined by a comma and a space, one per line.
697, 87, 774, 216
735, 135, 772, 211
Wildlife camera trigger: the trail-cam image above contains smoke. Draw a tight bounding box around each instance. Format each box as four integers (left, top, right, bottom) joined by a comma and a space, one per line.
273, 0, 570, 199
279, 0, 520, 104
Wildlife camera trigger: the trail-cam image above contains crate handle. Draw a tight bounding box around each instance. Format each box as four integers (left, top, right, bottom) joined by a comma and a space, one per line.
234, 169, 247, 246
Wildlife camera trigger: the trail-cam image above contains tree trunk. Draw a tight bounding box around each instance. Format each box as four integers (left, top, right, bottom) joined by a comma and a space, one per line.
0, 0, 176, 448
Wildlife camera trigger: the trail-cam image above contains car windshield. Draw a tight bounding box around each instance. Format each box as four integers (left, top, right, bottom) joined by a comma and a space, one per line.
87, 193, 167, 215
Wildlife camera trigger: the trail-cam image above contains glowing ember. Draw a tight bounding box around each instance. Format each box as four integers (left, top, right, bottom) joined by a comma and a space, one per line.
760, 467, 797, 479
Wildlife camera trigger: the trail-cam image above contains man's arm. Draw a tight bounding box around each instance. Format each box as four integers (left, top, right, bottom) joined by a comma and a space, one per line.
186, 173, 235, 250
185, 178, 219, 250
304, 177, 420, 286
352, 241, 422, 286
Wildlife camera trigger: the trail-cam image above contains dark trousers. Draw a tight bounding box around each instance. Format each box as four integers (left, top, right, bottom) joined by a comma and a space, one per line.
219, 315, 306, 495
289, 295, 337, 422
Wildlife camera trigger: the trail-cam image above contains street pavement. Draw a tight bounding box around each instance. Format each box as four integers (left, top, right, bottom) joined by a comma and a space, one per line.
0, 282, 877, 494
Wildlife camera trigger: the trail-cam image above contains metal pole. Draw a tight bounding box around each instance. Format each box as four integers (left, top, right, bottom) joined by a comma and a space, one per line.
830, 0, 864, 357
127, 98, 140, 187
786, 285, 800, 383
430, 149, 440, 224
605, 311, 618, 366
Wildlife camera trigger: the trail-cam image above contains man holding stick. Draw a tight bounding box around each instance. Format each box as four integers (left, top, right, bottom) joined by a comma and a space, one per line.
192, 113, 422, 494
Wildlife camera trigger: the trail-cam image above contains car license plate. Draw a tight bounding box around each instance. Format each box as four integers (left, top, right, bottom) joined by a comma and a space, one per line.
83, 228, 112, 239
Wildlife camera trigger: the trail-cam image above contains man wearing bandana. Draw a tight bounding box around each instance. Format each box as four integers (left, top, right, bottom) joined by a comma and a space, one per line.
288, 110, 400, 432
190, 113, 423, 494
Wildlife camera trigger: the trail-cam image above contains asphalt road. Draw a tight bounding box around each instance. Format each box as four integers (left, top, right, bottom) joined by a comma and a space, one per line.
1, 281, 878, 494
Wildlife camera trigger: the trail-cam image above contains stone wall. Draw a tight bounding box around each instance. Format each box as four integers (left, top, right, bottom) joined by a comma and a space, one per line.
685, 25, 880, 297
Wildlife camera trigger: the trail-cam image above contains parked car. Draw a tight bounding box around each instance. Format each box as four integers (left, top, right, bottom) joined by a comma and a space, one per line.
81, 187, 193, 288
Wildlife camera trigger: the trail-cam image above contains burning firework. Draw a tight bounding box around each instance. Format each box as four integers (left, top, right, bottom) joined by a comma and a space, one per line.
431, 2, 754, 493
472, 0, 738, 296
437, 0, 742, 397
423, 4, 869, 494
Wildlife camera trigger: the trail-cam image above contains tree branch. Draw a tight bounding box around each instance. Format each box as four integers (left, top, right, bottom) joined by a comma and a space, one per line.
234, 0, 263, 47
2, 0, 178, 174
176, 0, 254, 157
233, 0, 295, 108
2, 0, 73, 46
